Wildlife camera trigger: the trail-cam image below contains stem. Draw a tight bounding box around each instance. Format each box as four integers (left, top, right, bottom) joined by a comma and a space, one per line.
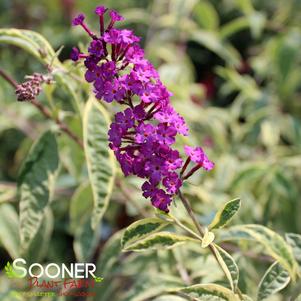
80, 22, 97, 39
180, 157, 191, 177
178, 190, 242, 299
0, 67, 83, 149
99, 15, 104, 35
182, 164, 201, 180
118, 44, 130, 61
128, 96, 134, 109
112, 44, 116, 61
170, 213, 202, 241
178, 190, 204, 236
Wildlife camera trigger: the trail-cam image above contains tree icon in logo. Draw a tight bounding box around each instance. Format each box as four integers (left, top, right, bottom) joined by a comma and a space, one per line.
93, 276, 104, 283
4, 262, 23, 279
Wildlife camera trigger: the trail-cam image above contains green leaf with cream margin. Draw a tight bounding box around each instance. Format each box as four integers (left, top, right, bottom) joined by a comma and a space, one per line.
123, 232, 197, 252
209, 198, 241, 230
218, 224, 298, 279
83, 97, 116, 229
257, 261, 290, 301
121, 218, 170, 250
18, 131, 59, 252
214, 244, 239, 291
174, 283, 240, 301
286, 233, 301, 268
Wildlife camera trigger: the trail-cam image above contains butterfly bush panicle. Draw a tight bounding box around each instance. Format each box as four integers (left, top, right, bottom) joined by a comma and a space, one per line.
71, 6, 214, 212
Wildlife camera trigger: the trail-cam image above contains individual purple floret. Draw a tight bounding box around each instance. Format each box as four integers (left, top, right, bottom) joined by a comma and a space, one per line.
72, 13, 85, 26
184, 146, 214, 171
71, 6, 214, 212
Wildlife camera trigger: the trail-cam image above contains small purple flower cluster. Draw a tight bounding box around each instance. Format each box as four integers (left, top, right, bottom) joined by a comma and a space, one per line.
71, 6, 214, 212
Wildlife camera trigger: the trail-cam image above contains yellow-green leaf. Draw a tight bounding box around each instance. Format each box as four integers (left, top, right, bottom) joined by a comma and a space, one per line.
209, 198, 241, 230
193, 1, 219, 30
83, 97, 116, 229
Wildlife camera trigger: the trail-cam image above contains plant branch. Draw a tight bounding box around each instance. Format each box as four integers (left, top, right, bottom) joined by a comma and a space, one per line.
0, 67, 83, 149
178, 190, 243, 299
170, 213, 203, 241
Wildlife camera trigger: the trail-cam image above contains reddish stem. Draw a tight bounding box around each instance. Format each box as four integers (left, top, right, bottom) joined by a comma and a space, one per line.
112, 44, 116, 61
182, 164, 202, 180
81, 22, 97, 39
180, 157, 191, 177
99, 15, 104, 35
0, 68, 83, 149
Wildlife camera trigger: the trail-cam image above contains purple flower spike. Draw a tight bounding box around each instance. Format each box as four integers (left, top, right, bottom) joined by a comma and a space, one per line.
72, 13, 85, 26
71, 5, 215, 213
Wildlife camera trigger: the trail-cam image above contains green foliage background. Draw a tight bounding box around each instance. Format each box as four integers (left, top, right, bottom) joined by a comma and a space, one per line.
0, 0, 301, 300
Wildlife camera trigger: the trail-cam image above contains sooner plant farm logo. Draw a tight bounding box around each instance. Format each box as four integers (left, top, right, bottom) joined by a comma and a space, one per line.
3, 258, 103, 298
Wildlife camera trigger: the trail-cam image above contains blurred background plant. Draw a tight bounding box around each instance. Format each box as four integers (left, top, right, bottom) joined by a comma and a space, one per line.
1, 0, 301, 300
